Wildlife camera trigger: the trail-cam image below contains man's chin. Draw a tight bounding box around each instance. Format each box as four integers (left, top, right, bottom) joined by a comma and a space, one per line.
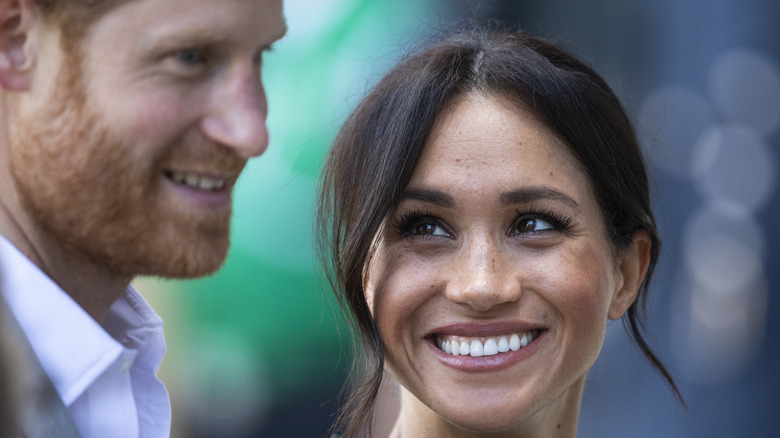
146, 247, 229, 279
99, 235, 231, 280
152, 255, 228, 279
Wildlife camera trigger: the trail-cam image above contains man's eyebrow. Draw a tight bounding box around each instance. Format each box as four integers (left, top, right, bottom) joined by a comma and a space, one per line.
499, 187, 581, 210
400, 188, 455, 208
140, 31, 227, 52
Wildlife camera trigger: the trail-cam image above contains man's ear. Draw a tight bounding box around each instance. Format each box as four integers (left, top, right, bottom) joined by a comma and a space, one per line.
0, 0, 38, 91
608, 230, 652, 320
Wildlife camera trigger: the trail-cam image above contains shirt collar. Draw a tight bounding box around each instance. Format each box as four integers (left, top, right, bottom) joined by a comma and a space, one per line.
0, 235, 164, 405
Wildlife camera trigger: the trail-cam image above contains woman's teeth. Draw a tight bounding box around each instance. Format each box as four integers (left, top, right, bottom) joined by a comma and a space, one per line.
435, 330, 541, 357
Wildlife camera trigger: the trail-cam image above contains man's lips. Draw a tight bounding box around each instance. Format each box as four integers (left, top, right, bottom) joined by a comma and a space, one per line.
163, 170, 235, 192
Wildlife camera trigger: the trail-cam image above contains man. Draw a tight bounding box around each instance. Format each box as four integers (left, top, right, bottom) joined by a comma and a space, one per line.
0, 0, 286, 436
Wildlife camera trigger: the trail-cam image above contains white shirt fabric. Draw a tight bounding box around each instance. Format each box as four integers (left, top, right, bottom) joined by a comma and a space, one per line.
0, 235, 171, 437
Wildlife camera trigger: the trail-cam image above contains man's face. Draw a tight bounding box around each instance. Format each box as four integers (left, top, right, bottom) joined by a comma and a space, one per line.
8, 0, 286, 278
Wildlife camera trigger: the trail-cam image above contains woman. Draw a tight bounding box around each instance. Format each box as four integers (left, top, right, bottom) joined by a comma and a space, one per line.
316, 27, 683, 437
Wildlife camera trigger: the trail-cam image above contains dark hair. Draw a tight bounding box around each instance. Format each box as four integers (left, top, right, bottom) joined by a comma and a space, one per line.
316, 26, 683, 438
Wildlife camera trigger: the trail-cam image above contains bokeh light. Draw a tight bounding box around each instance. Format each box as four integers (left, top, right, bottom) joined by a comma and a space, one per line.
691, 125, 776, 212
708, 49, 780, 136
639, 87, 718, 178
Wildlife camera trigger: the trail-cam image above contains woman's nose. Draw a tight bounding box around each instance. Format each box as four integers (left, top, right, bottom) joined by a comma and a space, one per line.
445, 236, 522, 312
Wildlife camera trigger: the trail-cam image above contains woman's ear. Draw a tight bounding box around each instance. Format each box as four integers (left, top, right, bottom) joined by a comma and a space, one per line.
608, 230, 652, 320
0, 0, 38, 91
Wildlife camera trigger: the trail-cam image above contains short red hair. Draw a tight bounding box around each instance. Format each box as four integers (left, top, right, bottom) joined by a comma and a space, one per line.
33, 0, 134, 44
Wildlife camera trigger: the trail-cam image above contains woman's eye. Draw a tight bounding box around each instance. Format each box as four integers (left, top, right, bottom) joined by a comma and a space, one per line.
393, 212, 452, 240
512, 217, 555, 234
411, 222, 447, 236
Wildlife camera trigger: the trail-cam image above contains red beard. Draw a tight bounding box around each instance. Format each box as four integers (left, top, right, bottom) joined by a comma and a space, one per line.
8, 48, 244, 279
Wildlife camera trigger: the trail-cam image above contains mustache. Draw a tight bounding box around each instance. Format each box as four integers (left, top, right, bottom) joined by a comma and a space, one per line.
161, 142, 248, 176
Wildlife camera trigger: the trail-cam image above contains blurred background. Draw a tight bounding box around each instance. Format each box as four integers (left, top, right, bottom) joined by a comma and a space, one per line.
139, 0, 780, 436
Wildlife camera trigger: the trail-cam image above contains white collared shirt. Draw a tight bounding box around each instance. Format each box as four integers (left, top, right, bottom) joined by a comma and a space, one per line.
0, 236, 171, 437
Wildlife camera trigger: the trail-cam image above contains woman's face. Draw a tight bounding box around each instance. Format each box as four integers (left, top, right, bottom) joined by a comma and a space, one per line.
365, 94, 643, 435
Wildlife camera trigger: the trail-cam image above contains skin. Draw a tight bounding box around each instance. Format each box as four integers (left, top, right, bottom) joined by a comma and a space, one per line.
0, 0, 286, 322
365, 93, 650, 437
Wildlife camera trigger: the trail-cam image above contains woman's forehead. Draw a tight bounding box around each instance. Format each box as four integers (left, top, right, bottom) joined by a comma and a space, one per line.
410, 94, 587, 191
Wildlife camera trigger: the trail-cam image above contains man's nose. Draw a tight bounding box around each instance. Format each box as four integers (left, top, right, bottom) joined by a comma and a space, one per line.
445, 236, 522, 312
201, 64, 269, 158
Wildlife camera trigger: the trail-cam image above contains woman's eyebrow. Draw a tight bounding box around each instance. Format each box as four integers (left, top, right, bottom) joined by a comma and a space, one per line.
499, 187, 581, 211
401, 188, 455, 207
401, 187, 580, 210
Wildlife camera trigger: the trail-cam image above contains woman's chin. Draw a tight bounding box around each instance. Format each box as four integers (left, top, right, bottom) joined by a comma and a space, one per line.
437, 407, 527, 434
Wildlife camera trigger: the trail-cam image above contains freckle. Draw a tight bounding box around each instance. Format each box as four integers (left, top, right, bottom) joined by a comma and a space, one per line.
456, 158, 461, 162
482, 161, 487, 165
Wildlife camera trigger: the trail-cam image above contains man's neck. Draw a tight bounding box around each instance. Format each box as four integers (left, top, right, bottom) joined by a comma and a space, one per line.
0, 196, 130, 324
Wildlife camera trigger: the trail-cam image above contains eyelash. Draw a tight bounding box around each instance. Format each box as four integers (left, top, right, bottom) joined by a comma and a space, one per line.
391, 207, 573, 239
253, 45, 274, 66
510, 207, 573, 235
392, 209, 447, 240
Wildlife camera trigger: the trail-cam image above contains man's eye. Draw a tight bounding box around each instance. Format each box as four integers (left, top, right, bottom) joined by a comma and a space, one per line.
175, 48, 207, 67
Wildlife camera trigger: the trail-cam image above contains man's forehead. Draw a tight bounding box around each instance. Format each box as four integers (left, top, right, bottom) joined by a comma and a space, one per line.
96, 0, 286, 46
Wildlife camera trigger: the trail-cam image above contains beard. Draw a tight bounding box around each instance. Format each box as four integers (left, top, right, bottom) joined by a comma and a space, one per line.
7, 48, 245, 279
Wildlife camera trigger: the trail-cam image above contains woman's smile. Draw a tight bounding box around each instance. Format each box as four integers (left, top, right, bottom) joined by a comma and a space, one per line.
428, 327, 548, 373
